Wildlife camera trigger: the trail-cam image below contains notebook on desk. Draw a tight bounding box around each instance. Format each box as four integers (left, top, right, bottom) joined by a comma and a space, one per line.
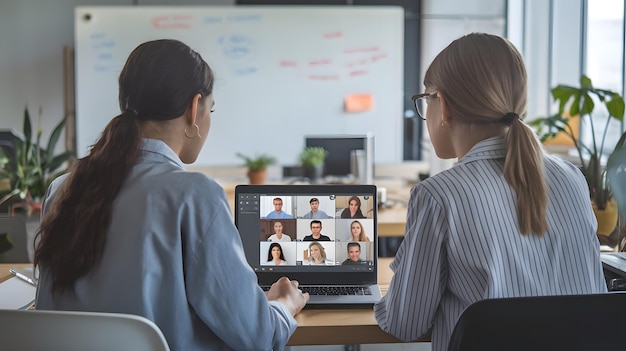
235, 184, 382, 308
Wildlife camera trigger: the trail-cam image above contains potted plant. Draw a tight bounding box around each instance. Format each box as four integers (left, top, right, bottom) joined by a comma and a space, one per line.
236, 152, 276, 184
0, 107, 75, 212
299, 146, 328, 182
529, 75, 625, 236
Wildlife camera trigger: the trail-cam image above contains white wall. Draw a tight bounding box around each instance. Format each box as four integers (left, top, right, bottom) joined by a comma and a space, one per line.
0, 0, 593, 165
419, 0, 507, 171
0, 0, 126, 142
0, 0, 232, 150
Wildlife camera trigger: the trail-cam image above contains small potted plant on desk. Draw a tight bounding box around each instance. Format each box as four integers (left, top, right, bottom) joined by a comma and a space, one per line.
236, 152, 277, 185
529, 75, 625, 243
299, 146, 328, 183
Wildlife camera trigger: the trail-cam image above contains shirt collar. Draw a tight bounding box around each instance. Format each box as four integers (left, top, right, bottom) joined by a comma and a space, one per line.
139, 138, 185, 169
456, 136, 506, 166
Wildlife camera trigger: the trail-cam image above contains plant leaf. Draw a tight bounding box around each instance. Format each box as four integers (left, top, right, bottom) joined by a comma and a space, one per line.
569, 93, 581, 116
46, 151, 74, 173
45, 119, 66, 163
236, 152, 276, 171
551, 85, 578, 114
580, 75, 592, 88
23, 108, 32, 149
579, 92, 595, 116
606, 93, 625, 121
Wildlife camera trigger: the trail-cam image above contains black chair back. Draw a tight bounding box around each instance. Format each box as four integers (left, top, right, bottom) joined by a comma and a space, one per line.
448, 293, 626, 351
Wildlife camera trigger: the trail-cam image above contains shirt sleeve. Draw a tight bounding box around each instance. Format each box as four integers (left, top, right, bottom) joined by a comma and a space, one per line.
184, 184, 296, 351
374, 184, 448, 342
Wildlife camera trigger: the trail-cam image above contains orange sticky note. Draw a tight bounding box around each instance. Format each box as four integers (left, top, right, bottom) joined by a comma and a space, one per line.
344, 93, 374, 112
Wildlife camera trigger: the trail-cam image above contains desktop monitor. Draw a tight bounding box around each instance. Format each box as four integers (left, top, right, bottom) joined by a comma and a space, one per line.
305, 133, 374, 184
0, 129, 22, 172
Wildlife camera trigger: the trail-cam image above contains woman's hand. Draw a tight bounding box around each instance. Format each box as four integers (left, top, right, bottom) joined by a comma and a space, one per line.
265, 276, 310, 316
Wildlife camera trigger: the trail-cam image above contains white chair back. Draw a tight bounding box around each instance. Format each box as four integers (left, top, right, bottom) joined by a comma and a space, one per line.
0, 309, 170, 351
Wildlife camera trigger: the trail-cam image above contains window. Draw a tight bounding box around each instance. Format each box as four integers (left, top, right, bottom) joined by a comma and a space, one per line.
583, 0, 625, 156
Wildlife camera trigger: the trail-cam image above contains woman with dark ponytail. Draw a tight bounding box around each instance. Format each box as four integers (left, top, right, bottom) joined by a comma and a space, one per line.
375, 33, 606, 351
34, 39, 308, 351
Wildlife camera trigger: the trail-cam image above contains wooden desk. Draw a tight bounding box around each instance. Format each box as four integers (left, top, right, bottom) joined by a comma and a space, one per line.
375, 178, 413, 237
0, 260, 426, 346
288, 257, 402, 346
378, 204, 407, 237
0, 263, 30, 283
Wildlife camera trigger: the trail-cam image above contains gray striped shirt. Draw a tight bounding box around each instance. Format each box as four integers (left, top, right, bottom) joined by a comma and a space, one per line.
374, 136, 607, 351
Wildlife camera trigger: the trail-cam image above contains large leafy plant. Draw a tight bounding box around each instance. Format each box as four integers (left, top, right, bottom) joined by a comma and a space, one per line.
0, 107, 74, 201
529, 75, 625, 210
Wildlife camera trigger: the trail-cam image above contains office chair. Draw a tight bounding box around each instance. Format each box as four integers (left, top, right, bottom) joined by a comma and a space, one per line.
447, 292, 626, 351
0, 309, 170, 351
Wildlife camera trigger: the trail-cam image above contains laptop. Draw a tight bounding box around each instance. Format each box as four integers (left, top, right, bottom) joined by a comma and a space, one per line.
235, 184, 383, 308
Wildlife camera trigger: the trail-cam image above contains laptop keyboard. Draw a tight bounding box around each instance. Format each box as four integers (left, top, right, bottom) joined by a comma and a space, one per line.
264, 286, 372, 295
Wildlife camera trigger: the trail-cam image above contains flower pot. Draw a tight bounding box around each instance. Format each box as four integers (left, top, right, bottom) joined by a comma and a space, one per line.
247, 169, 268, 185
304, 165, 324, 183
592, 199, 619, 236
0, 179, 10, 192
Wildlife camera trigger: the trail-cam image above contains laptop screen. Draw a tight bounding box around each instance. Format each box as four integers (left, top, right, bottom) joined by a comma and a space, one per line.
235, 184, 378, 286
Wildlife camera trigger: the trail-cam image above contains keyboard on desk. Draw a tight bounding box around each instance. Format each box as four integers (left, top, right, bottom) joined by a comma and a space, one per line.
264, 285, 372, 296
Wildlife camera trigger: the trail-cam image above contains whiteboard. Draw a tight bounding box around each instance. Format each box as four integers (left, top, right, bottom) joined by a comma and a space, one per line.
75, 6, 404, 166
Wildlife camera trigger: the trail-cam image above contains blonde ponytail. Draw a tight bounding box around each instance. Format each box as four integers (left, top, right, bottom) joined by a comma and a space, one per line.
504, 118, 548, 235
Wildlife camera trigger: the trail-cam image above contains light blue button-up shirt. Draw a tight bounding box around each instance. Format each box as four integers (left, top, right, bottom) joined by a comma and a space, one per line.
36, 139, 296, 351
266, 211, 293, 219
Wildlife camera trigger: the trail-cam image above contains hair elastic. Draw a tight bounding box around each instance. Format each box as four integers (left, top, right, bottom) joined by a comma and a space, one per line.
502, 112, 519, 124
125, 108, 138, 117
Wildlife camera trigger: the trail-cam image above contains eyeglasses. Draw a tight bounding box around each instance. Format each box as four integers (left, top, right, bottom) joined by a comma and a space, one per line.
411, 92, 438, 120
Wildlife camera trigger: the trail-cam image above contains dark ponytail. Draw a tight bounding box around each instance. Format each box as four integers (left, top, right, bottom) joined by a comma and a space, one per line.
34, 113, 140, 293
34, 39, 214, 293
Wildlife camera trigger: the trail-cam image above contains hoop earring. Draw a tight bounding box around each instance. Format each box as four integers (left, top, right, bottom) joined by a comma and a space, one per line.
184, 124, 201, 139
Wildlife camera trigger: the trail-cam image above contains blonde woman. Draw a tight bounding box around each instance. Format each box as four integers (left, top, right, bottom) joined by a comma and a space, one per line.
306, 242, 332, 265
349, 220, 369, 242
375, 33, 606, 351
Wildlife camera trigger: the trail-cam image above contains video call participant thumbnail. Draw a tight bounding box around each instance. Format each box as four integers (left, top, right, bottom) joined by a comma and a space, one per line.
266, 197, 293, 219
264, 243, 288, 266
304, 242, 333, 265
267, 221, 292, 242
301, 197, 332, 219
340, 196, 366, 219
341, 242, 365, 265
302, 220, 331, 241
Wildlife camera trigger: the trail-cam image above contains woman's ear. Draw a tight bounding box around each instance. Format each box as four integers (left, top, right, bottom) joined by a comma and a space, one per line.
186, 93, 202, 126
438, 93, 453, 125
